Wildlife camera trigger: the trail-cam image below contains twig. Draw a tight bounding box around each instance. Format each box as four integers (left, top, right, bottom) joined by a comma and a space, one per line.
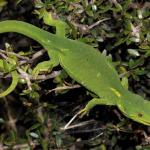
0, 49, 29, 60
0, 53, 8, 60
31, 49, 46, 61
0, 141, 38, 150
88, 18, 110, 29
67, 128, 103, 134
60, 120, 96, 130
34, 70, 61, 81
0, 49, 47, 66
46, 84, 81, 94
69, 18, 110, 33
17, 68, 32, 91
4, 98, 17, 132
86, 132, 103, 141
142, 131, 150, 145
129, 2, 150, 9
62, 111, 82, 130
0, 70, 61, 82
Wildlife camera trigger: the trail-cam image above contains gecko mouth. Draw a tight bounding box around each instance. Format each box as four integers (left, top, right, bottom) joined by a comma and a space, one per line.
118, 111, 150, 126
139, 119, 150, 126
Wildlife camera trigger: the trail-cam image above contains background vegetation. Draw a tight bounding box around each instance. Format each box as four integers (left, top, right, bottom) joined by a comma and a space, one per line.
0, 0, 150, 149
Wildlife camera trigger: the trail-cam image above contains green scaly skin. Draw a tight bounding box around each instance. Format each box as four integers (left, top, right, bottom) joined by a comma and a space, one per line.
0, 20, 150, 125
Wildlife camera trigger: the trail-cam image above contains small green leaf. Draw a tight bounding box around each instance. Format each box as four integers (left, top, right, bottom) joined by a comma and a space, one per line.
29, 132, 39, 138
127, 49, 140, 57
0, 0, 7, 7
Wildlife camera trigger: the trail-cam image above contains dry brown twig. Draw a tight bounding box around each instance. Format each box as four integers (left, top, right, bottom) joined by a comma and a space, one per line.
46, 84, 81, 94
0, 49, 29, 60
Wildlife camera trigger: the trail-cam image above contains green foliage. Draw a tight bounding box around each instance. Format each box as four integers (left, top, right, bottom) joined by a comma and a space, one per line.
0, 1, 149, 149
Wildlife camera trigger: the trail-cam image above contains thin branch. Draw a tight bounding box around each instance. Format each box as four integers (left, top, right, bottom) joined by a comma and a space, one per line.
69, 18, 110, 33
0, 49, 47, 66
0, 49, 29, 60
63, 111, 81, 130
0, 70, 61, 82
0, 53, 8, 60
68, 128, 103, 134
46, 84, 81, 94
31, 49, 46, 61
1, 141, 39, 150
17, 68, 32, 91
88, 18, 110, 29
60, 120, 96, 130
34, 70, 61, 81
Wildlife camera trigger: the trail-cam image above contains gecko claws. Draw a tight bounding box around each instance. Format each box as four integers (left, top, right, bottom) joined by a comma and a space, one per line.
79, 108, 89, 118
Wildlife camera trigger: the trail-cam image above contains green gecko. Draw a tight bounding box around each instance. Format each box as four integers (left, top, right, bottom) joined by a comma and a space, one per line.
0, 20, 150, 126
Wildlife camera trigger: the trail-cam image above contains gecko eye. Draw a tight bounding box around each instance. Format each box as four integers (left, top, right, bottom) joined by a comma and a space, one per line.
137, 113, 143, 117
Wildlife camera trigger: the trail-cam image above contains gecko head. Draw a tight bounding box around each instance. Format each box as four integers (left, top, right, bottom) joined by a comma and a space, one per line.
119, 106, 150, 126
132, 96, 150, 126
119, 93, 150, 126
129, 110, 150, 126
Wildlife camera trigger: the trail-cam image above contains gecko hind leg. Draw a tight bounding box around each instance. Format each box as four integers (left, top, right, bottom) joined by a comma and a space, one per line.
62, 98, 117, 130
79, 98, 117, 116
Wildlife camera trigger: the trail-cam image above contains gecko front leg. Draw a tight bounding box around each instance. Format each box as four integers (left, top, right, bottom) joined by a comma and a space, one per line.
32, 48, 60, 79
32, 10, 67, 79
